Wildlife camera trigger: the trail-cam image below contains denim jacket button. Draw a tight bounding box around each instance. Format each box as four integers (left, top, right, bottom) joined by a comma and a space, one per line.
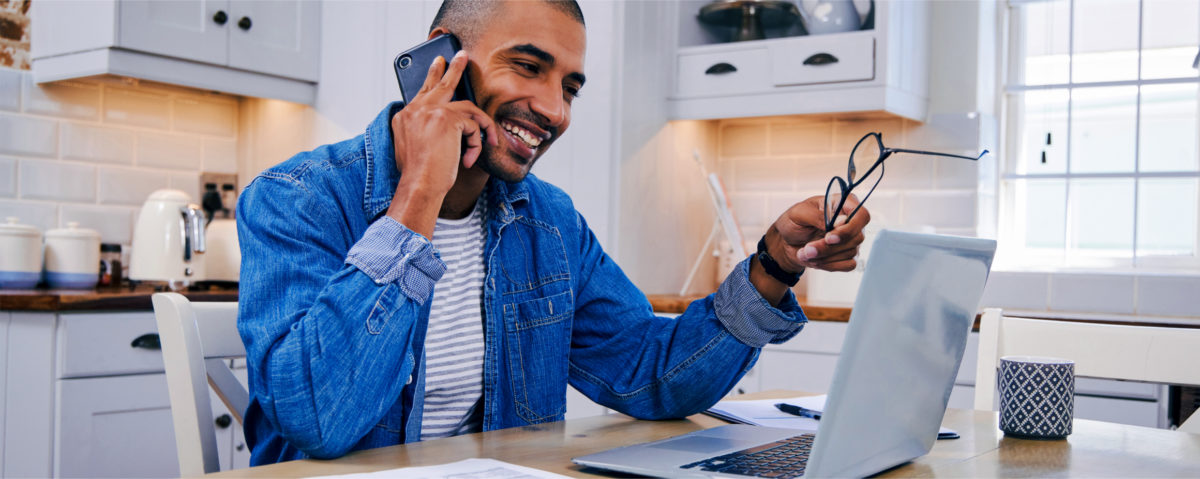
406, 375, 413, 385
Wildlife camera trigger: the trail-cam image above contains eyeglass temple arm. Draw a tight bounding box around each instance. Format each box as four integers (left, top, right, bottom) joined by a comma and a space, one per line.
885, 147, 989, 161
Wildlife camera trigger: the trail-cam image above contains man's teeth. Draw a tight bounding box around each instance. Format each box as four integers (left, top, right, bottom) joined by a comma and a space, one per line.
502, 122, 542, 148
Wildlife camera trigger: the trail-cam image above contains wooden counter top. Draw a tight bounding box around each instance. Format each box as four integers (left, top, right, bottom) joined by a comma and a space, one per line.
0, 286, 237, 312
648, 294, 854, 322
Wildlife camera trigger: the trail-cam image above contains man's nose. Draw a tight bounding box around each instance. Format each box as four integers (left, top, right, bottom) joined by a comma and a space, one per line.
529, 82, 566, 129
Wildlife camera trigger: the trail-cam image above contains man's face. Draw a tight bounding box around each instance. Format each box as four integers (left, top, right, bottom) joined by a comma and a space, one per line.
459, 1, 586, 183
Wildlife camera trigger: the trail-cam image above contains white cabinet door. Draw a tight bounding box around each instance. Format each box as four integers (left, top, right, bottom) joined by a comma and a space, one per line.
757, 350, 841, 394
56, 374, 180, 478
227, 0, 320, 81
118, 0, 230, 66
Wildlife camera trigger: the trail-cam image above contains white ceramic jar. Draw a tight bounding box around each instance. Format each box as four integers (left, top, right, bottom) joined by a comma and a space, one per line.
0, 217, 43, 289
44, 222, 101, 289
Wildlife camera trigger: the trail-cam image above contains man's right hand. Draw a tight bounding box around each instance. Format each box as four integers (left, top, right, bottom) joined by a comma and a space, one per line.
387, 51, 497, 238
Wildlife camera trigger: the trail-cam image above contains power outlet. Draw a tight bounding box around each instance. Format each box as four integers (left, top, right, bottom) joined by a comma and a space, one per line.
199, 172, 238, 220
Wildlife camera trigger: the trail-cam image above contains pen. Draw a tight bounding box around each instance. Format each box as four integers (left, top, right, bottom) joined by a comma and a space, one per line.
775, 403, 822, 420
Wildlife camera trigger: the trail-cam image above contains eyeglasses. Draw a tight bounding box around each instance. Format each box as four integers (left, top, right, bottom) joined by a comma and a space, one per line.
824, 132, 989, 232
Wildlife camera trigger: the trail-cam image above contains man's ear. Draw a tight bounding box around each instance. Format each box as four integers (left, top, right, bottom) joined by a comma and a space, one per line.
428, 27, 451, 41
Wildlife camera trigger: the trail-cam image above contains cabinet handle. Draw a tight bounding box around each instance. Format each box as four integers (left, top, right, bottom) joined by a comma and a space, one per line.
130, 333, 160, 350
803, 53, 840, 66
238, 16, 252, 31
212, 10, 228, 25
704, 63, 737, 75
215, 414, 233, 429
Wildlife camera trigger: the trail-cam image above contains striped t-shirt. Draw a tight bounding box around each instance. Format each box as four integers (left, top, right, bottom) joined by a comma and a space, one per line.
420, 198, 487, 440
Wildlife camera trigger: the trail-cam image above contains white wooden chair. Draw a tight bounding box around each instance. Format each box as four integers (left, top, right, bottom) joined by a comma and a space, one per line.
974, 307, 1200, 433
152, 292, 248, 476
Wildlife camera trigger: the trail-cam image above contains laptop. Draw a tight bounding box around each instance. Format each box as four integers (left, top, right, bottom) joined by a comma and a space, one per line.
573, 230, 997, 478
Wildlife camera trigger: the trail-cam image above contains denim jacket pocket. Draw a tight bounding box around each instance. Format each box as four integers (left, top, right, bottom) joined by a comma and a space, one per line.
503, 289, 573, 423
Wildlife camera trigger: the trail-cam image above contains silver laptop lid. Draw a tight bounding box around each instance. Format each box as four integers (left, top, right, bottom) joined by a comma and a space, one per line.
806, 230, 996, 478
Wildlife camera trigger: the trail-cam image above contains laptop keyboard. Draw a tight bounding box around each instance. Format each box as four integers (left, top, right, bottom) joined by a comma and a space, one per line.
679, 433, 815, 478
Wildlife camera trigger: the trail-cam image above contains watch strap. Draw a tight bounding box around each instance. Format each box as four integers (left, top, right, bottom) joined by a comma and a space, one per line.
756, 235, 801, 287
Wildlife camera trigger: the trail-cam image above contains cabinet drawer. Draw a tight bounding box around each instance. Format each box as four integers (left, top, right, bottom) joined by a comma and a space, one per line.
676, 48, 771, 97
769, 34, 874, 86
57, 312, 165, 378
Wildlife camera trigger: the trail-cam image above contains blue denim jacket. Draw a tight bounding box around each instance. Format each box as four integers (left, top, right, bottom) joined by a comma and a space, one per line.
236, 103, 808, 465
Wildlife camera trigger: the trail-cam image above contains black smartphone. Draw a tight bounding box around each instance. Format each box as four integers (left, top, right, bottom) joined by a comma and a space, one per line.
394, 33, 477, 106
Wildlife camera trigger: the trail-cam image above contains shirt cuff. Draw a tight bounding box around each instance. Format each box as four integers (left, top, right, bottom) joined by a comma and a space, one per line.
346, 216, 446, 304
714, 256, 807, 348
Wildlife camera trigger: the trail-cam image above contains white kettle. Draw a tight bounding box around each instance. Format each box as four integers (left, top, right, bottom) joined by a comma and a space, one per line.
130, 189, 207, 289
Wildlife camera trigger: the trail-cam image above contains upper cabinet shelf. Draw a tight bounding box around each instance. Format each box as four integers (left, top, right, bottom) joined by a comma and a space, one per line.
669, 0, 930, 122
31, 0, 320, 104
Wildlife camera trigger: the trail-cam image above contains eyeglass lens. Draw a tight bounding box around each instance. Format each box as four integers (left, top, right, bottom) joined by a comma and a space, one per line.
848, 134, 882, 184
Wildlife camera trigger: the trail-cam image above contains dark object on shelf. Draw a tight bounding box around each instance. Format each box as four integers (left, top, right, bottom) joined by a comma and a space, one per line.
699, 0, 800, 42
99, 243, 122, 287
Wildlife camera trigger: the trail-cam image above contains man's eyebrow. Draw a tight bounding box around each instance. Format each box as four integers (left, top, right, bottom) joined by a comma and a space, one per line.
508, 43, 587, 87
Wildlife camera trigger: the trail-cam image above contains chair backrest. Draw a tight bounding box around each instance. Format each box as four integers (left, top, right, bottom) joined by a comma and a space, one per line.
152, 292, 247, 476
974, 308, 1200, 433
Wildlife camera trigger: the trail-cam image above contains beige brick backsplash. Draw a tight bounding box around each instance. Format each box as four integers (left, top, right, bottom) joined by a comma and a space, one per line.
0, 112, 56, 157
0, 67, 19, 111
22, 75, 100, 120
728, 193, 768, 228
902, 191, 976, 228
0, 156, 14, 197
0, 70, 242, 251
104, 86, 171, 128
731, 158, 798, 192
137, 131, 203, 170
174, 95, 238, 137
60, 204, 135, 245
769, 122, 832, 155
856, 190, 902, 227
204, 139, 238, 174
832, 118, 905, 152
169, 171, 201, 202
98, 167, 171, 206
18, 159, 96, 202
60, 123, 135, 164
933, 153, 982, 189
720, 123, 768, 158
0, 199, 57, 232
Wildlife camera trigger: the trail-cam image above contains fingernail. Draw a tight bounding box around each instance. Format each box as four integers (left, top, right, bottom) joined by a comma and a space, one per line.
454, 50, 465, 58
826, 234, 841, 245
802, 245, 818, 260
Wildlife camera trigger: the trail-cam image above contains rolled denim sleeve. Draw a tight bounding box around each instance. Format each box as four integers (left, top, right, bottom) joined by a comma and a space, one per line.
713, 256, 807, 347
346, 216, 446, 304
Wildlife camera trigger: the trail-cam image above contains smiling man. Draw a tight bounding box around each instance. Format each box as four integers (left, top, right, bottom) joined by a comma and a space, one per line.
236, 0, 869, 465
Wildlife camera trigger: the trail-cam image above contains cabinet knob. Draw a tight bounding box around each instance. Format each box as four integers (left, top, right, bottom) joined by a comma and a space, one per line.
803, 53, 840, 66
705, 62, 738, 75
130, 333, 161, 350
212, 10, 228, 25
215, 414, 233, 429
238, 16, 252, 31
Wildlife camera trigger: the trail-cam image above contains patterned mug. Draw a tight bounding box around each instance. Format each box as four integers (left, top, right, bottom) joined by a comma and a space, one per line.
998, 356, 1074, 439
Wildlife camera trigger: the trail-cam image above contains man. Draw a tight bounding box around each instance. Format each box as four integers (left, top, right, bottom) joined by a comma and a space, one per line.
237, 0, 869, 465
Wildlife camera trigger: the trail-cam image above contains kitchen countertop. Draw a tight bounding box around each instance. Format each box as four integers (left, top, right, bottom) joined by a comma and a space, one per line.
0, 286, 237, 312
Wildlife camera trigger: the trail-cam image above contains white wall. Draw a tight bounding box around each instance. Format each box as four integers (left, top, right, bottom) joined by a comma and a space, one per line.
0, 68, 239, 246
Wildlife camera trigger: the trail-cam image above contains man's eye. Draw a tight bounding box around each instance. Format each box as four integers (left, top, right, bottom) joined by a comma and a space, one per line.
516, 61, 539, 74
564, 86, 581, 99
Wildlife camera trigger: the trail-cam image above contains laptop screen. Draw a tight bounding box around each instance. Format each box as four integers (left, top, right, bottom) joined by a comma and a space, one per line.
806, 230, 996, 478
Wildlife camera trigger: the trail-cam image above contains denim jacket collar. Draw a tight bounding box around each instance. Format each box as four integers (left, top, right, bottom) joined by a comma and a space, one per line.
362, 101, 531, 225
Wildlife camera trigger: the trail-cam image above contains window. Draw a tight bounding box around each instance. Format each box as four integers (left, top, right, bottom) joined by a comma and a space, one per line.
1000, 0, 1200, 270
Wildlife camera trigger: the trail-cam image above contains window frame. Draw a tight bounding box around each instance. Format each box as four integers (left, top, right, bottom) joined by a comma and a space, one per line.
997, 0, 1200, 272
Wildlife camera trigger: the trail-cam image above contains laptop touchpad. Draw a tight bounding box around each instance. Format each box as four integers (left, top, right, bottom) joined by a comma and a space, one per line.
649, 436, 739, 453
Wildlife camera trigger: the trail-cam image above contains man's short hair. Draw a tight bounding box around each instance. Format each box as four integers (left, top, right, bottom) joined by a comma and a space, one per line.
430, 0, 585, 46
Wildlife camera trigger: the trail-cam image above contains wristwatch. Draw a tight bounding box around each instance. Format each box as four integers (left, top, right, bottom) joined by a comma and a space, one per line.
756, 235, 802, 287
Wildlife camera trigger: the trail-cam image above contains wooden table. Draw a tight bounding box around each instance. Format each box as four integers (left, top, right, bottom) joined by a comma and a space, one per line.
209, 391, 1200, 478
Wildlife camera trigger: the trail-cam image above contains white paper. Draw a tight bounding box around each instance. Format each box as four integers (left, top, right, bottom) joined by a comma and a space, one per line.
304, 458, 571, 479
708, 394, 957, 437
707, 395, 827, 431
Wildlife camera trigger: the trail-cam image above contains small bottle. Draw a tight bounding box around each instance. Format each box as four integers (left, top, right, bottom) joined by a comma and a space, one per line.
99, 243, 123, 287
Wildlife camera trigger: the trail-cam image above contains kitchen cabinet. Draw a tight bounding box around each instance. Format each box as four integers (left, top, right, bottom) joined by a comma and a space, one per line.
0, 310, 246, 478
668, 0, 930, 121
30, 0, 320, 104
